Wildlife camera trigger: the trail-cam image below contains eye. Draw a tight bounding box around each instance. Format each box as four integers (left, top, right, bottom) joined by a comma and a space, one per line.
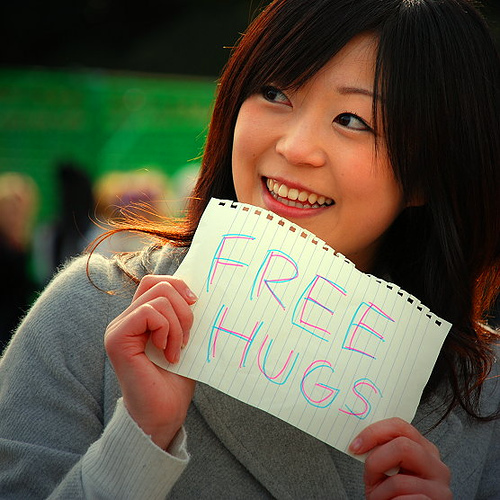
261, 86, 291, 106
334, 113, 372, 132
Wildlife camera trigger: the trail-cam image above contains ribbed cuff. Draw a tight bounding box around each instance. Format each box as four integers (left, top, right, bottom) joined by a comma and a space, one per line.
82, 398, 189, 499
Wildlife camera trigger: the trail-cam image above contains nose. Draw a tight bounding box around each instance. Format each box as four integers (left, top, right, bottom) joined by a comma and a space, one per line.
275, 118, 327, 168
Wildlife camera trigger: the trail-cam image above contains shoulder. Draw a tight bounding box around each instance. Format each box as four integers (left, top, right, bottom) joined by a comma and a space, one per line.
47, 243, 187, 297
32, 251, 132, 329
12, 244, 187, 355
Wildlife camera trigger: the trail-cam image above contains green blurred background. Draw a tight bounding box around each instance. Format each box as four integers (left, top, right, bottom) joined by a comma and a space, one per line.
0, 0, 499, 224
0, 0, 265, 223
0, 69, 215, 221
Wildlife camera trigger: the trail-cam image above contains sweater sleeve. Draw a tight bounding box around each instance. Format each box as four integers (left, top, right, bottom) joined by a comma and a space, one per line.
475, 357, 500, 500
475, 417, 500, 500
0, 253, 189, 499
80, 399, 188, 500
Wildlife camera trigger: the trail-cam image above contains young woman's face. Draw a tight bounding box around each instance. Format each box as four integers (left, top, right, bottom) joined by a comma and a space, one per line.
232, 34, 405, 272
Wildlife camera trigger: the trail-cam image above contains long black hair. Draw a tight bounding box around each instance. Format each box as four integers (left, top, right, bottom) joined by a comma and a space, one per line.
106, 0, 500, 420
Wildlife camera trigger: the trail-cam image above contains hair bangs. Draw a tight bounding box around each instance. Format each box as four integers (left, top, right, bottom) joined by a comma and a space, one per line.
239, 0, 392, 99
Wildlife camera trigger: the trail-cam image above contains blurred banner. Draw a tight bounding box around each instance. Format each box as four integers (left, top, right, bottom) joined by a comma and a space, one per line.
0, 69, 214, 222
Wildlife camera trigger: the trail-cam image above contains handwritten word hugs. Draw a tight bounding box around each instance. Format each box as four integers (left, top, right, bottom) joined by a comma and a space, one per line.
146, 199, 450, 456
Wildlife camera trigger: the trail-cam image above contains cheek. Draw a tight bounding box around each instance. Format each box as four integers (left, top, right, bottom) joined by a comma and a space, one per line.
233, 110, 256, 166
340, 151, 399, 199
234, 124, 267, 161
232, 115, 260, 202
233, 97, 277, 157
340, 158, 404, 221
232, 103, 272, 189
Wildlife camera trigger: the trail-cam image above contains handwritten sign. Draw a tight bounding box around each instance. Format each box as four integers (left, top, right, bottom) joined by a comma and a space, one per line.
146, 198, 451, 459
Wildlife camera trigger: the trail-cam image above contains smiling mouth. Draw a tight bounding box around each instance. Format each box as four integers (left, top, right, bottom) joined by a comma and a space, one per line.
266, 178, 334, 209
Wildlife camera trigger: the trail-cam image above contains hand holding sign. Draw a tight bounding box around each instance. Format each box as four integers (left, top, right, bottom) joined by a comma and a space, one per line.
105, 275, 197, 449
146, 198, 451, 458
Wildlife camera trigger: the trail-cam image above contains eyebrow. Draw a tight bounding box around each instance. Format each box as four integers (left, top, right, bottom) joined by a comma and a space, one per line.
337, 86, 375, 99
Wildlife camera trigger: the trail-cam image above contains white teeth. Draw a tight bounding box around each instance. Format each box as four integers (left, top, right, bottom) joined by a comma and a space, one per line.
308, 192, 318, 205
298, 191, 308, 202
265, 178, 334, 208
278, 184, 288, 198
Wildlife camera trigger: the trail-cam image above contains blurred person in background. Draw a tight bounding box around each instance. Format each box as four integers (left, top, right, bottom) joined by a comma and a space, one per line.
0, 172, 38, 350
33, 161, 95, 285
90, 168, 173, 256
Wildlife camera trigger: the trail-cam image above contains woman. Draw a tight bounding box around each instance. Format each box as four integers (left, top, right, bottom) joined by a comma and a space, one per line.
0, 0, 499, 498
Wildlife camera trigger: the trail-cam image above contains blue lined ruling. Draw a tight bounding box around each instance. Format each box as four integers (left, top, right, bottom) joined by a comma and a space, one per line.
146, 198, 451, 459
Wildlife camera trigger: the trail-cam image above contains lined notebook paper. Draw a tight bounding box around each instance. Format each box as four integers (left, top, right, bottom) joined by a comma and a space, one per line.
146, 198, 451, 459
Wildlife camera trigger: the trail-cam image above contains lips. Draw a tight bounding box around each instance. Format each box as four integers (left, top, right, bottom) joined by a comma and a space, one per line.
265, 178, 334, 209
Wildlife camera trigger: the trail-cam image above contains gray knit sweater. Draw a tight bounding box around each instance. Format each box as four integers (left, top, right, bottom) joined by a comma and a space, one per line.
0, 245, 498, 499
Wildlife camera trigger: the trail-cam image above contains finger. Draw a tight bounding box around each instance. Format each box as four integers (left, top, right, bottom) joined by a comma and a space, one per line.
133, 275, 198, 306
391, 496, 432, 500
133, 278, 196, 337
149, 296, 185, 364
366, 472, 450, 500
106, 301, 171, 361
349, 418, 439, 457
115, 295, 186, 364
364, 436, 449, 486
126, 281, 194, 344
107, 276, 196, 364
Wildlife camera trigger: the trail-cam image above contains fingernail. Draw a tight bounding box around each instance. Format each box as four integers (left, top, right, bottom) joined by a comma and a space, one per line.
384, 466, 400, 477
185, 288, 198, 304
349, 437, 363, 454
